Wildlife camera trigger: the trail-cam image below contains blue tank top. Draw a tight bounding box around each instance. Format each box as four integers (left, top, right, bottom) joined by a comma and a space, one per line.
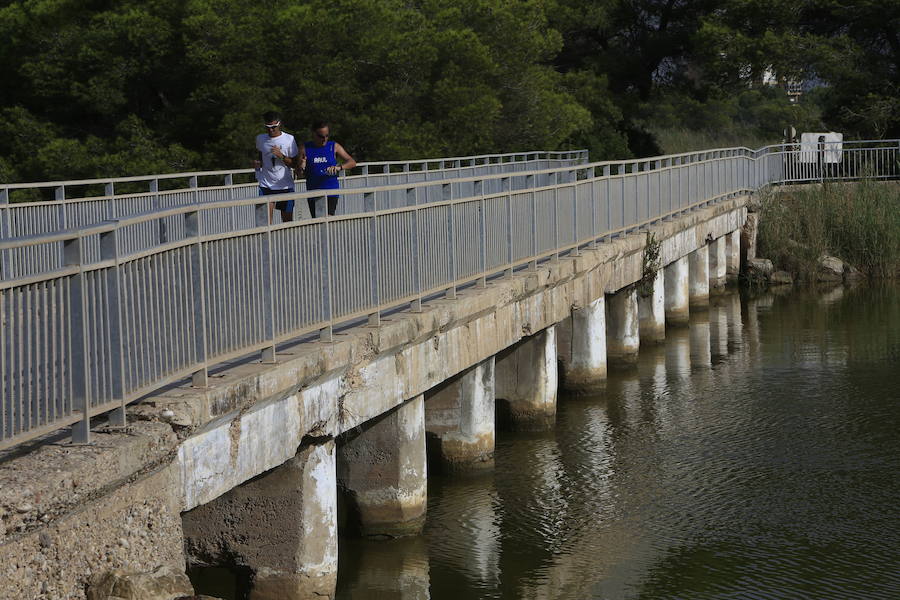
304, 141, 339, 190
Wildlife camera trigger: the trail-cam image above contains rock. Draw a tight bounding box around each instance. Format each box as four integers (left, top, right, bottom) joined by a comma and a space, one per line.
747, 258, 774, 278
817, 255, 844, 282
770, 270, 793, 285
843, 262, 865, 282
87, 565, 194, 600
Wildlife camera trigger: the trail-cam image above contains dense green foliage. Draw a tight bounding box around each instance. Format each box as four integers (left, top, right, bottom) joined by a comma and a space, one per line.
0, 0, 897, 182
759, 182, 900, 279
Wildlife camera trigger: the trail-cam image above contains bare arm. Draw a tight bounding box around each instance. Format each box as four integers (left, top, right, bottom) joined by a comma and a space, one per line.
329, 143, 357, 174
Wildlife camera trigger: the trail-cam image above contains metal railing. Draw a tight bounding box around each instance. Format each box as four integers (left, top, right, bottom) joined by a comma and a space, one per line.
1, 141, 897, 450
0, 150, 587, 280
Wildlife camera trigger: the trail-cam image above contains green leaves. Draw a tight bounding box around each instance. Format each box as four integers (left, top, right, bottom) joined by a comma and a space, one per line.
0, 0, 897, 184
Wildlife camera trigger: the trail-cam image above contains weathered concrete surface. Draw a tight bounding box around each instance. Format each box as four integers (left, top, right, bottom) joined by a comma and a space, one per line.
638, 270, 665, 345
741, 212, 759, 270
182, 440, 337, 599
0, 195, 749, 599
709, 237, 727, 291
606, 288, 640, 365
495, 327, 558, 429
424, 358, 495, 471
558, 297, 607, 393
337, 396, 427, 538
689, 246, 710, 308
664, 256, 690, 326
0, 423, 186, 600
726, 230, 741, 282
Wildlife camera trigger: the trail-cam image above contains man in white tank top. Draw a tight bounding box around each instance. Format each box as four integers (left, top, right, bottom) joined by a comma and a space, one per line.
253, 111, 300, 223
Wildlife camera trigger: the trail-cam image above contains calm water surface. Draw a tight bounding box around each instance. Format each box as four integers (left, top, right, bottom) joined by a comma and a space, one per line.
337, 284, 900, 599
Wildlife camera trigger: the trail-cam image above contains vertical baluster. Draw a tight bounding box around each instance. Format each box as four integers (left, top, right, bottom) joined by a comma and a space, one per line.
255, 202, 277, 362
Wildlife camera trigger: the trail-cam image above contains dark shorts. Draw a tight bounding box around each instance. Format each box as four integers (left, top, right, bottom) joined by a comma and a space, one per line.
306, 187, 340, 217
259, 186, 294, 212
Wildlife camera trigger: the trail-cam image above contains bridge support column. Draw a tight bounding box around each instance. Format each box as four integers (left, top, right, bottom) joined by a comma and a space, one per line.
559, 297, 607, 393
182, 440, 338, 600
495, 326, 557, 430
607, 287, 640, 365
337, 396, 427, 538
709, 237, 727, 292
424, 358, 495, 472
664, 256, 690, 326
638, 269, 665, 345
689, 246, 710, 309
726, 230, 741, 283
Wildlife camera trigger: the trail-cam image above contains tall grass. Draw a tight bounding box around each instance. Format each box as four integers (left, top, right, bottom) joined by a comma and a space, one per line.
758, 181, 900, 279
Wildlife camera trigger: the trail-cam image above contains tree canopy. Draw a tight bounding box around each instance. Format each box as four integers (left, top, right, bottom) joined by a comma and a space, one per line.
0, 0, 896, 183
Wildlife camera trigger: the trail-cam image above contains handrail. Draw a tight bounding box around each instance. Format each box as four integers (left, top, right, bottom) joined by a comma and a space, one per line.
0, 139, 897, 451
0, 149, 588, 193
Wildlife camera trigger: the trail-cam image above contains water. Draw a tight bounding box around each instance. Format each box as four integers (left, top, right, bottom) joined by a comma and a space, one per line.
336, 284, 900, 599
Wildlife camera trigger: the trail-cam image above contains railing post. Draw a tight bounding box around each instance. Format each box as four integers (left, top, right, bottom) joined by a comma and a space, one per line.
0, 188, 10, 278
149, 179, 165, 243
56, 185, 67, 230
255, 202, 277, 363
476, 180, 487, 287
529, 189, 538, 270
411, 191, 423, 312
65, 235, 90, 443
365, 191, 381, 326
504, 187, 514, 278
189, 175, 199, 205
446, 186, 457, 299
100, 226, 126, 427
104, 182, 114, 198
587, 166, 597, 248
185, 210, 208, 386
319, 216, 334, 342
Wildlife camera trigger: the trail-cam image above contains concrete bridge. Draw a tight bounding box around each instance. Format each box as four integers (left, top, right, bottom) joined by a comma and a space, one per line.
0, 140, 897, 599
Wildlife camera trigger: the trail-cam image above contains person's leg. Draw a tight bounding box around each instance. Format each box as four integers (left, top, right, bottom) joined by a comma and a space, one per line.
280, 199, 295, 223
260, 186, 275, 223
327, 195, 338, 216
307, 197, 318, 219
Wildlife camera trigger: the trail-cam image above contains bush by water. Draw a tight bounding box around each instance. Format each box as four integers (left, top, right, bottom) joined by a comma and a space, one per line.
759, 181, 900, 279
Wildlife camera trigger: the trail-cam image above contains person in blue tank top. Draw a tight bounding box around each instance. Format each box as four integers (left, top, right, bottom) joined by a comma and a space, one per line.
299, 120, 357, 217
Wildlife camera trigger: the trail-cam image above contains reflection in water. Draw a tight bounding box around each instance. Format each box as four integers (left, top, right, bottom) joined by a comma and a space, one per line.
336, 285, 900, 599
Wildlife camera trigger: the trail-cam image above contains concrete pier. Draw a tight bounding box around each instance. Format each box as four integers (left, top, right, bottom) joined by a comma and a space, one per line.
607, 287, 640, 365
638, 270, 666, 345
182, 441, 338, 600
495, 327, 558, 430
559, 297, 607, 393
688, 246, 710, 309
337, 396, 427, 538
726, 230, 741, 283
424, 358, 495, 472
709, 237, 727, 292
664, 256, 690, 326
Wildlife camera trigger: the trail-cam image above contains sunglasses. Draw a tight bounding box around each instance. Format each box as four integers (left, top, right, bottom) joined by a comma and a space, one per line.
264, 122, 281, 129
